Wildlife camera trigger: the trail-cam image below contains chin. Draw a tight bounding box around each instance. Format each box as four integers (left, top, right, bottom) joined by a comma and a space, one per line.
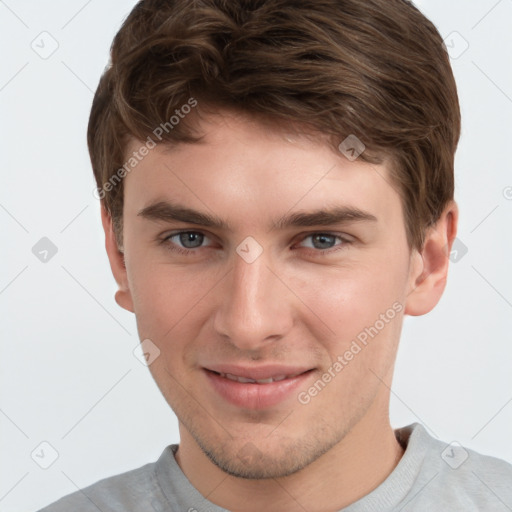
193, 425, 342, 480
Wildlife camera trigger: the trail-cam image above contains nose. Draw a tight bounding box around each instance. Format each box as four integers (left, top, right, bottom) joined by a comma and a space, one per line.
213, 248, 294, 352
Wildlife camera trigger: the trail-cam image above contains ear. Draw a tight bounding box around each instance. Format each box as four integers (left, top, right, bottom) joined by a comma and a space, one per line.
100, 204, 134, 313
404, 200, 458, 316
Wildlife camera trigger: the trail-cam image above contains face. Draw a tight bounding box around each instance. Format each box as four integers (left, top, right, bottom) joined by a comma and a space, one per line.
112, 110, 425, 479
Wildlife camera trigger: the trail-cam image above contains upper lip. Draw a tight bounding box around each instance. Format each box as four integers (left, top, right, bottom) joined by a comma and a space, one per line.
204, 364, 313, 380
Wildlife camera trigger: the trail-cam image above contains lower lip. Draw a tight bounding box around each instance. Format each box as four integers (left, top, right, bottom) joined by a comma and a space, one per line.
203, 369, 314, 409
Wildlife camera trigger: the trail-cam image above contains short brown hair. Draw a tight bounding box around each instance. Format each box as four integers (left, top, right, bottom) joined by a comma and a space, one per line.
87, 0, 460, 252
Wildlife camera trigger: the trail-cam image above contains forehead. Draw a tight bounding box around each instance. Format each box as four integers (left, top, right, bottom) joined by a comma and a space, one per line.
122, 111, 401, 229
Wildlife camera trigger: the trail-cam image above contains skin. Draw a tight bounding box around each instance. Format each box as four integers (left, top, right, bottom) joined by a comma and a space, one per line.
102, 109, 458, 512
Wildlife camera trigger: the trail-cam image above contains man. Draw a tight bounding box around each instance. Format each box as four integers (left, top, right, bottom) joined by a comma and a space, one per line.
38, 0, 512, 510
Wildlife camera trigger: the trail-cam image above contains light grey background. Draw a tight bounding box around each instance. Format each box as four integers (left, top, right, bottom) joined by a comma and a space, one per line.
1, 1, 511, 511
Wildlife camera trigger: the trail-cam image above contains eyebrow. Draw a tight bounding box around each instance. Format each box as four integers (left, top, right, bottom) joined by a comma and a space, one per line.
137, 200, 378, 231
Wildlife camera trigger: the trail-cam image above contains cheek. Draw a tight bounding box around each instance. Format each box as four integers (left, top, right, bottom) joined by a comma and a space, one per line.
128, 270, 201, 387
295, 266, 404, 407
125, 255, 203, 341
292, 258, 406, 339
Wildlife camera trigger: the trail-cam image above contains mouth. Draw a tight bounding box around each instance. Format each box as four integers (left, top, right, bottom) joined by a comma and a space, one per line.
203, 367, 315, 409
211, 370, 307, 384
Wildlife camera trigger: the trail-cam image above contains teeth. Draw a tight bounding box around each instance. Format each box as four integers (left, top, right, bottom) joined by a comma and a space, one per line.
220, 372, 301, 384
256, 378, 274, 383
223, 373, 255, 383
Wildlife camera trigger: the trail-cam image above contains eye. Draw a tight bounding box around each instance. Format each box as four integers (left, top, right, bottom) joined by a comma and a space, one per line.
295, 233, 351, 255
160, 231, 213, 255
159, 230, 352, 257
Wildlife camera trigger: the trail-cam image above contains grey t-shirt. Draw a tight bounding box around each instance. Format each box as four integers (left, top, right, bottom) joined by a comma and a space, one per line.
37, 423, 512, 511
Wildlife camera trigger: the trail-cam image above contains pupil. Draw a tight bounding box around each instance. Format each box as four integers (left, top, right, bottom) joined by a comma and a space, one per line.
314, 234, 334, 249
181, 232, 203, 248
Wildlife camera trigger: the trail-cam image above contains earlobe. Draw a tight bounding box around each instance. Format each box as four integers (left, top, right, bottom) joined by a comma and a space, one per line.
404, 201, 458, 316
100, 204, 135, 313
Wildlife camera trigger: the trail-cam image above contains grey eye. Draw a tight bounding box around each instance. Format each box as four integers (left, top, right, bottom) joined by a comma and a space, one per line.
178, 232, 205, 249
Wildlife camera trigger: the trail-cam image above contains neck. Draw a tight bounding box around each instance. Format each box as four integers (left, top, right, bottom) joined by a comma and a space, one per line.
174, 390, 404, 512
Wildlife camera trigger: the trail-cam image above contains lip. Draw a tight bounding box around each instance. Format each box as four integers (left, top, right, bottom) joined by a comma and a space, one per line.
203, 365, 315, 410
204, 364, 313, 381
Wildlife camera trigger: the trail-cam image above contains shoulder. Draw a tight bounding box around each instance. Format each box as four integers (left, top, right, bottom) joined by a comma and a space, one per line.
400, 423, 512, 510
35, 447, 174, 512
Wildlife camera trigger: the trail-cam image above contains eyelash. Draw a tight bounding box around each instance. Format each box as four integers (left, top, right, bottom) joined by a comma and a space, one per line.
158, 230, 352, 257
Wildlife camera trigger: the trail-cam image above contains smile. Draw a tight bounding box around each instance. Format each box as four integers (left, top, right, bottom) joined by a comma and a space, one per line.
204, 368, 315, 409
217, 371, 304, 384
